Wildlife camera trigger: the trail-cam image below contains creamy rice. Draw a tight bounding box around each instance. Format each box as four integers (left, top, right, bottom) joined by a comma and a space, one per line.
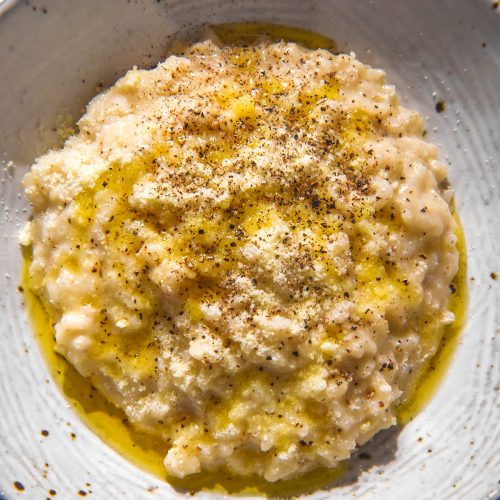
21, 39, 459, 482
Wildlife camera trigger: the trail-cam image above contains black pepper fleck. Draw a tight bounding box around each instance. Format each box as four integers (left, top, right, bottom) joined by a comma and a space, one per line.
435, 100, 446, 113
14, 481, 25, 491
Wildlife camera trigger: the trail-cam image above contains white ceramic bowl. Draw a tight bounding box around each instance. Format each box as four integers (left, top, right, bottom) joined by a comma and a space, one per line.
0, 1, 499, 498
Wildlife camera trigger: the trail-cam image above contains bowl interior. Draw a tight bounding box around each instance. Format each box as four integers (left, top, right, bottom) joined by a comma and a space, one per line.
0, 0, 498, 498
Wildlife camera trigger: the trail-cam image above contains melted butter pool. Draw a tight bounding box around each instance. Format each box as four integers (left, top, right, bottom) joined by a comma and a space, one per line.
395, 213, 468, 424
20, 212, 468, 496
21, 23, 468, 497
21, 246, 347, 496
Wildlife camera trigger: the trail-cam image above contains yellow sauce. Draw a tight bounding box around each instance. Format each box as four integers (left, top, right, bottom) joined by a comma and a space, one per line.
22, 245, 346, 497
20, 23, 468, 497
395, 213, 468, 424
210, 22, 337, 51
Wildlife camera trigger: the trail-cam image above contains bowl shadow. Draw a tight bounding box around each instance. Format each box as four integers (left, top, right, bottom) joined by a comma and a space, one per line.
334, 425, 401, 488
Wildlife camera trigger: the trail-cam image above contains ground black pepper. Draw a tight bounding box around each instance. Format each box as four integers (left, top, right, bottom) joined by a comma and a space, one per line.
13, 481, 25, 491
435, 100, 446, 113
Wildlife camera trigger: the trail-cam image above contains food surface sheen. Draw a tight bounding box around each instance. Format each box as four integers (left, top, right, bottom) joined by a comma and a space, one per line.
22, 40, 459, 482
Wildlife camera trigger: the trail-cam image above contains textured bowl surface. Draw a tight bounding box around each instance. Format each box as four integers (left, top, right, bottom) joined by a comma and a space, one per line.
0, 1, 499, 499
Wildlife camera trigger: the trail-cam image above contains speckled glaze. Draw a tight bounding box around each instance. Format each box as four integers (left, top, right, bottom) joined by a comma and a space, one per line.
0, 1, 498, 499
